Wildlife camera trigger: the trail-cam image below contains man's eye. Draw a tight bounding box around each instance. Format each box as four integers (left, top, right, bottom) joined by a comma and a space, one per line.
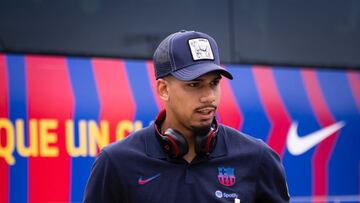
188, 83, 199, 87
211, 80, 220, 86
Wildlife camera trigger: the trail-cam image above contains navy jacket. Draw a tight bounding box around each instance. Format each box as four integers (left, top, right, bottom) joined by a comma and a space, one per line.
83, 124, 290, 203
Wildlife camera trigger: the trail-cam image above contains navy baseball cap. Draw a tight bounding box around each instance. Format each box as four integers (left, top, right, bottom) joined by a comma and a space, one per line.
153, 30, 233, 81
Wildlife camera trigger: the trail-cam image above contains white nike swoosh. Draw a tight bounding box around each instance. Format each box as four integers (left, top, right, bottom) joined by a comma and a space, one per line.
287, 121, 345, 156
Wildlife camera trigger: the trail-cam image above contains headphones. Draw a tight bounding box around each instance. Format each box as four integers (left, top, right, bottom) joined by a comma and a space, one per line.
154, 110, 219, 158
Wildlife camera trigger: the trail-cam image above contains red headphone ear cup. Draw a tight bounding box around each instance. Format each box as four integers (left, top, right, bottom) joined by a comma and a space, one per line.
163, 128, 189, 158
194, 125, 218, 156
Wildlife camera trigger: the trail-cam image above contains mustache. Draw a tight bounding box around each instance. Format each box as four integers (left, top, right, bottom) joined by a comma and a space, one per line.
194, 105, 217, 112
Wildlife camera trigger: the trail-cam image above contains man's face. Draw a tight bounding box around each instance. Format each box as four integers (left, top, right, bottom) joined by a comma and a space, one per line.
161, 71, 222, 133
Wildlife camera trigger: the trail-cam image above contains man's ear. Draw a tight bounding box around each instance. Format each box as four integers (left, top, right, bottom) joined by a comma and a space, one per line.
157, 79, 169, 101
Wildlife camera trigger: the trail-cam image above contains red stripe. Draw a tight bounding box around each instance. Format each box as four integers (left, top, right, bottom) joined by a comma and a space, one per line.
217, 78, 242, 130
92, 58, 135, 143
0, 54, 9, 203
146, 60, 164, 111
347, 71, 360, 112
301, 69, 340, 202
253, 66, 291, 157
27, 55, 73, 203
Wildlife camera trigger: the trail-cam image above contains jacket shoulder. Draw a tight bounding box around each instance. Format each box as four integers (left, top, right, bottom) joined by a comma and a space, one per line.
102, 124, 153, 158
220, 125, 267, 151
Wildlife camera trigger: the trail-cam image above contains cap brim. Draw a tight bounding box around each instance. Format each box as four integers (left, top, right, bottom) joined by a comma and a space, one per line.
171, 63, 233, 81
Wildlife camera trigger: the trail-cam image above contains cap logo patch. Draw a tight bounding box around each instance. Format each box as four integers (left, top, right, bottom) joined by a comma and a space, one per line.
188, 38, 214, 61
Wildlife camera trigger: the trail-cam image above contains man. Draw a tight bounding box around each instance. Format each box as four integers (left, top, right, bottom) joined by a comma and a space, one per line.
83, 30, 290, 203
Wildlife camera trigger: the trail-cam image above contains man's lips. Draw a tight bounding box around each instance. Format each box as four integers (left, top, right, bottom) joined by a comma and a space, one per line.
195, 107, 215, 114
194, 106, 217, 119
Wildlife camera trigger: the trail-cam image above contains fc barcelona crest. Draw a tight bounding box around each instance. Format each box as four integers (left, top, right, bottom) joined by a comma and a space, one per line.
217, 167, 236, 186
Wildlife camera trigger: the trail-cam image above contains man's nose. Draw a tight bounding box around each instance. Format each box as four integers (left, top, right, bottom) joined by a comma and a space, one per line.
199, 87, 216, 103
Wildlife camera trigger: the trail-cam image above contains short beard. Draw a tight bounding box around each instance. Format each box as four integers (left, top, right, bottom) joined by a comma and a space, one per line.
190, 125, 212, 137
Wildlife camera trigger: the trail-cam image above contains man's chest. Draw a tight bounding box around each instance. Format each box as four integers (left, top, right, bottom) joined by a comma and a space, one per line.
118, 160, 258, 203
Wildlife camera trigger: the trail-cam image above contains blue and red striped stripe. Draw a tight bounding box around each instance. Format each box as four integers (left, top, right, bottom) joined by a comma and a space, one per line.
253, 66, 291, 157
7, 55, 29, 203
0, 53, 9, 203
92, 58, 135, 142
146, 60, 164, 112
302, 69, 340, 201
227, 65, 270, 141
315, 70, 360, 196
347, 71, 360, 113
273, 67, 316, 195
67, 57, 100, 202
217, 74, 242, 130
26, 55, 73, 203
124, 60, 159, 126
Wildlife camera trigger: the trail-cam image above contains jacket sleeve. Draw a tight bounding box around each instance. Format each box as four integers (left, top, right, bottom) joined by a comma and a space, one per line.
255, 142, 290, 203
83, 150, 123, 203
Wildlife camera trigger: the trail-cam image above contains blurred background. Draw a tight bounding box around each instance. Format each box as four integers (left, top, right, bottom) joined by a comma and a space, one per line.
0, 0, 359, 202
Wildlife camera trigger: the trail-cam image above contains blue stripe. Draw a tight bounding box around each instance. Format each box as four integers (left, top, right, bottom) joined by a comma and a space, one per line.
227, 65, 270, 141
317, 70, 360, 195
67, 58, 100, 202
7, 54, 28, 203
124, 60, 158, 126
273, 67, 319, 195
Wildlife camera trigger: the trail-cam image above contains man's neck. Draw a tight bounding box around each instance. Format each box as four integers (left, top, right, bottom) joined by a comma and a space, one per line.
182, 136, 196, 163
